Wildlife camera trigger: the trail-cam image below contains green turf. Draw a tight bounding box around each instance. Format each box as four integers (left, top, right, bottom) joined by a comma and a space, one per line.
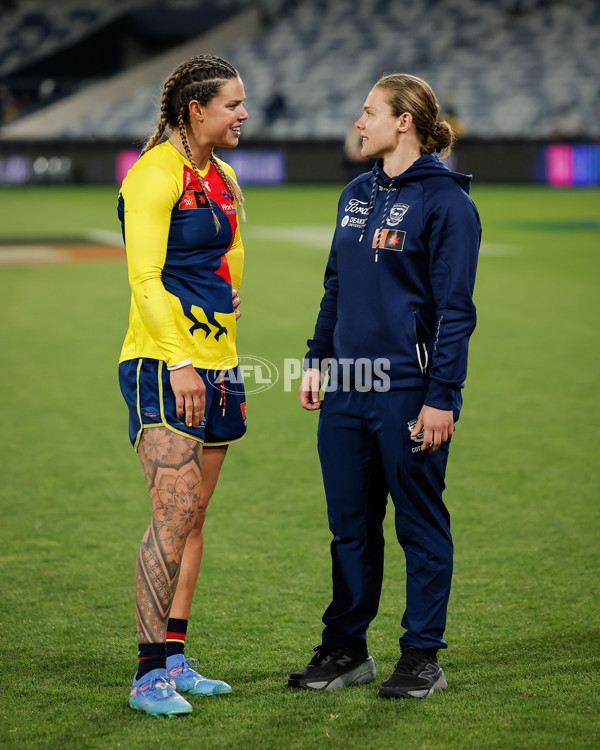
0, 184, 599, 749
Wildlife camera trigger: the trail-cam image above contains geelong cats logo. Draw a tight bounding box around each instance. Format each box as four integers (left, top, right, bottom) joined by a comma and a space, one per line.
387, 203, 409, 226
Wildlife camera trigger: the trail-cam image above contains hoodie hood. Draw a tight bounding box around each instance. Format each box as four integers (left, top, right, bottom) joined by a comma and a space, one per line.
358, 154, 472, 243
373, 153, 472, 193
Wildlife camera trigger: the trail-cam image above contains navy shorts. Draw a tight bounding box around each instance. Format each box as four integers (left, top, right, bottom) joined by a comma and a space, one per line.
118, 358, 247, 450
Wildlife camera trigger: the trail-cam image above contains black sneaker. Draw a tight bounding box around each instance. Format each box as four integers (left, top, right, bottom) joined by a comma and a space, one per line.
378, 646, 447, 699
288, 644, 376, 690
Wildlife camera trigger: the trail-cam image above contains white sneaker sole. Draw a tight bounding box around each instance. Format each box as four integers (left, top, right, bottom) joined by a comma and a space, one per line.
304, 656, 376, 690
378, 668, 447, 699
407, 671, 448, 698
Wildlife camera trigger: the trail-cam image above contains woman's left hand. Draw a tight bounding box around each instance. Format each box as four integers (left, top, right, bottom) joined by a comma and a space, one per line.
232, 288, 241, 320
411, 405, 454, 453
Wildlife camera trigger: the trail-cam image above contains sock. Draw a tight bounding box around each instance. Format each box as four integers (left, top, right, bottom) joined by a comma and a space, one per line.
136, 642, 166, 680
166, 618, 188, 659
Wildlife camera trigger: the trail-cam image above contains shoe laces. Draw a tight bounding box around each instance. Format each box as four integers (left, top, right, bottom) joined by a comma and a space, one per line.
310, 644, 338, 665
146, 675, 175, 692
394, 647, 432, 676
311, 644, 357, 666
183, 656, 200, 670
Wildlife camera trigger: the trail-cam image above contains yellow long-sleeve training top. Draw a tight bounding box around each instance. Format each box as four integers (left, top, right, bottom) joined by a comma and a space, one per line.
117, 140, 243, 371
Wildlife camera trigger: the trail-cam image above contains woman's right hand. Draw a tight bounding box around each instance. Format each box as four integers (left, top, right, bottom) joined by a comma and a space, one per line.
232, 288, 241, 320
299, 367, 323, 410
170, 365, 206, 428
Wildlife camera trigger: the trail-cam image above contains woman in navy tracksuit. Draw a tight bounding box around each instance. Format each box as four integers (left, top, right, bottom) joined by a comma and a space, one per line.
289, 73, 481, 699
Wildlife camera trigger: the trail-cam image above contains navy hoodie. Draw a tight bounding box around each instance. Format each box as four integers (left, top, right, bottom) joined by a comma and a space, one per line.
305, 154, 481, 414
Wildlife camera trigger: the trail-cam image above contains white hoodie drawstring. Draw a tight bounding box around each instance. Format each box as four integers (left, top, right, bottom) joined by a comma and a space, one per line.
358, 175, 378, 243
373, 187, 394, 262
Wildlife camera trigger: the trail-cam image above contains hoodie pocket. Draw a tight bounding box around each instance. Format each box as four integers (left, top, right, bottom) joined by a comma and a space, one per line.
413, 311, 430, 375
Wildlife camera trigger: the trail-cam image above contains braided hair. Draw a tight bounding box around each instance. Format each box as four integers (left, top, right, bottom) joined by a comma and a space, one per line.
376, 73, 455, 158
141, 54, 246, 231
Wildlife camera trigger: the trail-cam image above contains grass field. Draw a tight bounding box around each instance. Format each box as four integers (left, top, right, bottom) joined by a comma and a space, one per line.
0, 183, 599, 749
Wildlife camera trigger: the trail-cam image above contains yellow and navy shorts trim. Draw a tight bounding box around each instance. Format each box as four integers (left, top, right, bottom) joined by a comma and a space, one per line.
118, 358, 247, 450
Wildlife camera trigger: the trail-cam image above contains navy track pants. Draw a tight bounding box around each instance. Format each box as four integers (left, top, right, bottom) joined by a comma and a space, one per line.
317, 386, 454, 652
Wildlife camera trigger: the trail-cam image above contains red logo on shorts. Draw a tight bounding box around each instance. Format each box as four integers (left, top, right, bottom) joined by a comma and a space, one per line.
240, 402, 246, 420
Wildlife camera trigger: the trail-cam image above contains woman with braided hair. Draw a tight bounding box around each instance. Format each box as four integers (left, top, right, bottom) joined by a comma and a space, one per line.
290, 73, 481, 700
117, 54, 248, 716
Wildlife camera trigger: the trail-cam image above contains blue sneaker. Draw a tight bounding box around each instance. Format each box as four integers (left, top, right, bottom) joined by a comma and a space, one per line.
167, 655, 232, 696
129, 668, 193, 716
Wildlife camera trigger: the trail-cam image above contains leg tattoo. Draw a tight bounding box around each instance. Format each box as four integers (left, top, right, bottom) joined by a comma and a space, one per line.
135, 427, 203, 643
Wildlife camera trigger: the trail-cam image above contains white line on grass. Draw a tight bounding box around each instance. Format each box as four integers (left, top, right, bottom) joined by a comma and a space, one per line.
242, 225, 334, 248
245, 226, 518, 257
0, 246, 71, 264
87, 229, 124, 246
83, 226, 520, 257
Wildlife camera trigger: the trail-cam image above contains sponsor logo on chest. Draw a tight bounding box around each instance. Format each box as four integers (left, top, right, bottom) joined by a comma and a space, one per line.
372, 228, 406, 251
341, 198, 369, 229
387, 202, 409, 226
341, 198, 411, 231
179, 190, 208, 209
179, 189, 236, 215
181, 165, 236, 215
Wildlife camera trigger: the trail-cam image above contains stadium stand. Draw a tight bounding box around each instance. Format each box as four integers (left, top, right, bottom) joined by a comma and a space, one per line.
0, 0, 261, 137
0, 0, 262, 121
0, 0, 598, 140
223, 0, 600, 140
0, 0, 262, 79
0, 1, 134, 78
